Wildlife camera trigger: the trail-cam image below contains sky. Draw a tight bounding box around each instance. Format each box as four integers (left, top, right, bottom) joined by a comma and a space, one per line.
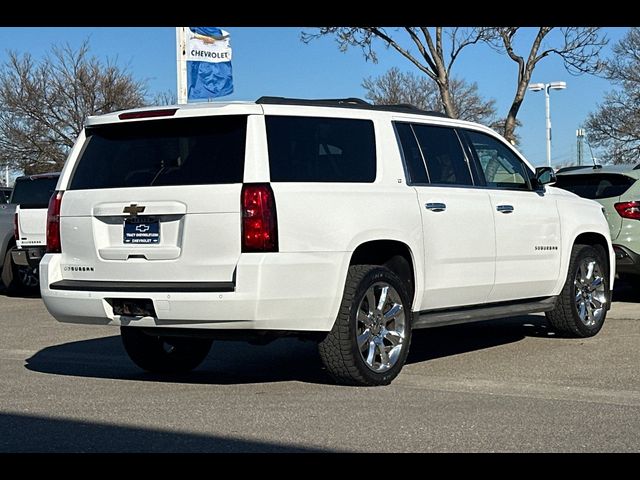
0, 26, 630, 169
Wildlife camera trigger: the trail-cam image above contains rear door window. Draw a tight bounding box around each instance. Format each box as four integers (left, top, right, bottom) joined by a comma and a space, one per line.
554, 173, 636, 199
69, 116, 247, 190
411, 124, 473, 186
265, 116, 376, 182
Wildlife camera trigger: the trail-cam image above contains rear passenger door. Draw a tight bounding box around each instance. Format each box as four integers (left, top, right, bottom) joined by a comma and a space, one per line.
462, 129, 561, 301
395, 122, 495, 310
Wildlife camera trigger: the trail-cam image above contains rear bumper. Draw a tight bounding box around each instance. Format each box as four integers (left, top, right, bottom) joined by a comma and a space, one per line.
613, 244, 640, 275
39, 251, 350, 332
11, 246, 45, 267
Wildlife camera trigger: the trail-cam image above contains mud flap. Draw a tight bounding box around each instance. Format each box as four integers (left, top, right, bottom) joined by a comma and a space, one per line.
1, 248, 14, 289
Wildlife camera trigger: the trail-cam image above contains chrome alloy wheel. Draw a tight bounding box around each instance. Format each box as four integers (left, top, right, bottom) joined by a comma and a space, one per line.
573, 258, 606, 327
356, 282, 406, 373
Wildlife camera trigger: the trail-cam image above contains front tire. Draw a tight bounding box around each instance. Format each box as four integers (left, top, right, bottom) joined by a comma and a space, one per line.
318, 265, 413, 386
546, 244, 609, 337
121, 326, 213, 373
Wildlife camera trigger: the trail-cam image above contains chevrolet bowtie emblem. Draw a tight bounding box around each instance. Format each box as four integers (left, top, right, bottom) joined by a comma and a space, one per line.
123, 204, 146, 217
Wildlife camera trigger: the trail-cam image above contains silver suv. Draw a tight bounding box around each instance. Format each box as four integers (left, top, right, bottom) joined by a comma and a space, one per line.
556, 165, 640, 285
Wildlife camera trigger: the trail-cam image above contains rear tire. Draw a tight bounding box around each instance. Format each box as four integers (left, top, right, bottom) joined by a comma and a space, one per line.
121, 326, 213, 373
1, 248, 39, 296
318, 265, 413, 386
546, 244, 609, 337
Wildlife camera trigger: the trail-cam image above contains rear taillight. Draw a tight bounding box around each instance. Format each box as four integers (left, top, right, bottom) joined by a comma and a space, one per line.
13, 212, 18, 241
46, 191, 64, 253
241, 183, 278, 252
614, 201, 640, 220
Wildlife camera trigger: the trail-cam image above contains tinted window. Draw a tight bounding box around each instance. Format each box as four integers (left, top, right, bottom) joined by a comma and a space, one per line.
465, 130, 531, 190
0, 189, 11, 204
394, 122, 428, 184
412, 125, 472, 186
554, 173, 635, 199
11, 177, 58, 209
266, 116, 376, 182
70, 116, 247, 190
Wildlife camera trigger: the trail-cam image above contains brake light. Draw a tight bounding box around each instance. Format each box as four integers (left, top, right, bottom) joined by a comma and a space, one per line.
46, 191, 64, 253
13, 212, 18, 241
241, 184, 278, 252
614, 201, 640, 220
118, 109, 177, 120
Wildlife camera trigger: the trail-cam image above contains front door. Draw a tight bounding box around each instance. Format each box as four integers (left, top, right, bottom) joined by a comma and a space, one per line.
463, 129, 561, 302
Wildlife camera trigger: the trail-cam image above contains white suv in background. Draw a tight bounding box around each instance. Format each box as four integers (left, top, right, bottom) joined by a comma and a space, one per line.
2, 173, 60, 294
40, 97, 614, 386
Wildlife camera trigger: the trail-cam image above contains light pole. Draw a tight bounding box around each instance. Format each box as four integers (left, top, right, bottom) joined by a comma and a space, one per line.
528, 81, 566, 167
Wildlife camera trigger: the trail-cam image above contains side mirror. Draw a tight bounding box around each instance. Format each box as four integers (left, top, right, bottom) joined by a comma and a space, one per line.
535, 166, 556, 187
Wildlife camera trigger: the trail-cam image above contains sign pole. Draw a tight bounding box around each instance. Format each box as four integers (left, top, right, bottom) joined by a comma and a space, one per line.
176, 27, 188, 104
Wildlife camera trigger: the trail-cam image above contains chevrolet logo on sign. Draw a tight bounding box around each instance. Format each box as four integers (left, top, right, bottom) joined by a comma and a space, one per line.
123, 204, 146, 217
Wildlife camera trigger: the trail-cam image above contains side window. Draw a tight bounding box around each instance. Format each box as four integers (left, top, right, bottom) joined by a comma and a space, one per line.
394, 122, 428, 184
265, 116, 376, 182
412, 124, 473, 186
465, 130, 531, 190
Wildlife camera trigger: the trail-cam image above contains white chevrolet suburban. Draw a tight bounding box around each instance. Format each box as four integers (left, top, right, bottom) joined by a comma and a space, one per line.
2, 173, 60, 294
40, 97, 614, 386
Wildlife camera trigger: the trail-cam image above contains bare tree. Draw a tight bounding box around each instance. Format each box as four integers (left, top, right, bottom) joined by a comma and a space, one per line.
0, 40, 147, 174
152, 89, 177, 106
303, 27, 607, 145
484, 27, 607, 144
302, 27, 490, 119
362, 67, 496, 124
586, 28, 640, 165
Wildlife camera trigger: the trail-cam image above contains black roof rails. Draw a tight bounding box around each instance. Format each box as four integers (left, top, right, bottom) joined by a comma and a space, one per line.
383, 103, 448, 117
256, 96, 370, 107
255, 96, 449, 118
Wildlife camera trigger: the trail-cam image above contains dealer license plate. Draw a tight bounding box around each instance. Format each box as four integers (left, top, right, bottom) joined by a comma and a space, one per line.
123, 217, 160, 244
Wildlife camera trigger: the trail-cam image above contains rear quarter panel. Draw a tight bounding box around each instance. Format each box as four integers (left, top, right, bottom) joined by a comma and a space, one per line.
263, 113, 425, 311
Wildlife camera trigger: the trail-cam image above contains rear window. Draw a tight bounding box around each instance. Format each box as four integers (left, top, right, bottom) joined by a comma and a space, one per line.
69, 116, 247, 190
11, 177, 58, 209
554, 173, 636, 199
265, 116, 376, 182
0, 188, 11, 204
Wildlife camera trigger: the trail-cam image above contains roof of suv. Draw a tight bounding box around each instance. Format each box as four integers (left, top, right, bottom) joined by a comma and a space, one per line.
556, 164, 640, 179
84, 97, 493, 134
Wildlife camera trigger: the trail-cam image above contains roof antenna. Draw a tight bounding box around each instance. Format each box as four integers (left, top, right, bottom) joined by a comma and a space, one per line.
585, 132, 601, 169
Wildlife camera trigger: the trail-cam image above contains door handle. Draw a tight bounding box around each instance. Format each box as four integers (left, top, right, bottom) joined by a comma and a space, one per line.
497, 205, 514, 214
425, 202, 447, 212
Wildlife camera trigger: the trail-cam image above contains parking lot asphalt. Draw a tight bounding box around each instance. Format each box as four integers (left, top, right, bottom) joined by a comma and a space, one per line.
0, 283, 639, 452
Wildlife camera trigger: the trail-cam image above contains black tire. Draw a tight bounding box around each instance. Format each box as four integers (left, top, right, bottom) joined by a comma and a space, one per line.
546, 244, 609, 337
318, 265, 413, 386
120, 326, 213, 373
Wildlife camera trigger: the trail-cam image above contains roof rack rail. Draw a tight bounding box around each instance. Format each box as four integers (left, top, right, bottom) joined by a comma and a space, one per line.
381, 103, 448, 118
255, 96, 449, 118
256, 96, 370, 107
